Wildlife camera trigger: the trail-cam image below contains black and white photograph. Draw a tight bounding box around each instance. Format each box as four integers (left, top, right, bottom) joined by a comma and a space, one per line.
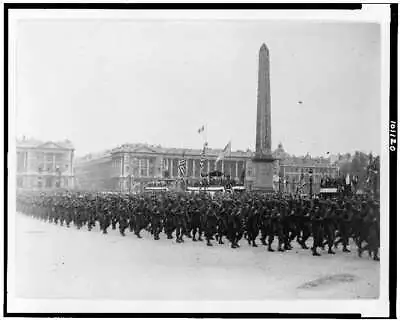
5, 4, 394, 317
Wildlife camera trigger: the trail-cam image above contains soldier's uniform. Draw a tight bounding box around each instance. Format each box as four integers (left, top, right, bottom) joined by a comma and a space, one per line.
310, 206, 324, 256
151, 206, 162, 240
246, 205, 259, 247
119, 198, 129, 236
323, 203, 336, 254
204, 207, 217, 246
190, 206, 202, 242
175, 206, 186, 243
227, 207, 242, 249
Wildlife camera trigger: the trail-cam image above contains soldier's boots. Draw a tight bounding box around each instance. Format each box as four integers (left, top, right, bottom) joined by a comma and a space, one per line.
260, 237, 267, 246
119, 226, 126, 236
328, 247, 336, 254
373, 251, 380, 261
299, 241, 309, 250
312, 246, 321, 256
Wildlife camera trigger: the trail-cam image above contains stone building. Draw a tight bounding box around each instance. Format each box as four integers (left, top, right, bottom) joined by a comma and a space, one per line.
272, 143, 339, 194
74, 141, 339, 194
16, 138, 75, 190
74, 143, 249, 192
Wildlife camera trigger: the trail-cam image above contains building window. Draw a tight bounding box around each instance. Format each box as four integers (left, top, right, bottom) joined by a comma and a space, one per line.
55, 153, 64, 163
140, 159, 148, 177
149, 159, 155, 177
45, 177, 52, 188
17, 152, 25, 173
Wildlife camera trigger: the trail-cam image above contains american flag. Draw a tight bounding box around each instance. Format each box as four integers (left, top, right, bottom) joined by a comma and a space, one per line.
199, 142, 207, 171
178, 159, 187, 178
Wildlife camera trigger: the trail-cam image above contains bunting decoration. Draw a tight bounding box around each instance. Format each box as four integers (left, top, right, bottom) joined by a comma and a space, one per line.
199, 142, 208, 172
178, 159, 187, 178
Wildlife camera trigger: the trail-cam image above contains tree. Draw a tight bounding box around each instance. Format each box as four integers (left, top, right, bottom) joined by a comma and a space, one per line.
338, 151, 379, 192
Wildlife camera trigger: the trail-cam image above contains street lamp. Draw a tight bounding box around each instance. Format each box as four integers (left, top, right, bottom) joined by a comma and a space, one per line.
309, 169, 313, 197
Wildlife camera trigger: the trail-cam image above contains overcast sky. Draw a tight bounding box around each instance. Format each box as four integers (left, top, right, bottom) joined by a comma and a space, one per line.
14, 18, 380, 157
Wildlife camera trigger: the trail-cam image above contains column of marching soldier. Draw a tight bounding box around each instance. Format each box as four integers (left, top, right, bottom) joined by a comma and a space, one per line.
16, 190, 380, 260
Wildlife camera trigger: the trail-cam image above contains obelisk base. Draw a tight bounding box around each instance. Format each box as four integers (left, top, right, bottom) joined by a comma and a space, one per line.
252, 155, 275, 193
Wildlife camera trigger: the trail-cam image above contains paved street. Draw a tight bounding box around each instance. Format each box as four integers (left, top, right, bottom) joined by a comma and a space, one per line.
14, 213, 379, 301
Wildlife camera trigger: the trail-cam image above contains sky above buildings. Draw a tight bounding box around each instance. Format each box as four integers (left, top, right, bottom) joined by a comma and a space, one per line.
14, 17, 381, 157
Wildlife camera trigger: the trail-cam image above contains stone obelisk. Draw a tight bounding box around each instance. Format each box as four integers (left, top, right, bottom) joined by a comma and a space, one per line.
252, 43, 275, 192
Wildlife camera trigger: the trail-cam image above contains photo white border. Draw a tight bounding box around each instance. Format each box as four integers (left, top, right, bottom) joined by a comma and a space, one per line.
5, 4, 392, 317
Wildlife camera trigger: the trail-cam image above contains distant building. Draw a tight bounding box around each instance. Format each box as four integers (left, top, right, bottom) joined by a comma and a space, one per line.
271, 143, 339, 194
16, 138, 75, 189
74, 143, 249, 192
74, 141, 339, 194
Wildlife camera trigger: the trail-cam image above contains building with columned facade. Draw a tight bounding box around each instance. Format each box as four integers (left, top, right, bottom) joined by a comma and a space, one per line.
74, 141, 339, 194
16, 138, 75, 189
271, 143, 339, 194
74, 143, 250, 192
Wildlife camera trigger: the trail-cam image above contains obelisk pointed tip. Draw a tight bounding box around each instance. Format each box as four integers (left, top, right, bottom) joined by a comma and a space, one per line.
260, 43, 269, 52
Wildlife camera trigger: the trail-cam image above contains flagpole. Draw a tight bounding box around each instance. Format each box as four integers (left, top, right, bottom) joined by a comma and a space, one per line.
205, 124, 208, 190
205, 123, 208, 146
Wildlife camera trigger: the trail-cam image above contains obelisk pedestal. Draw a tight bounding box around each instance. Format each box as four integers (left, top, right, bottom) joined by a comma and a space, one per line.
252, 155, 275, 192
252, 43, 275, 193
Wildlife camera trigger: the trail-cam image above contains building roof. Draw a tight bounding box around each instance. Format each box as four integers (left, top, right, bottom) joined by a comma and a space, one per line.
272, 142, 290, 160
109, 143, 252, 158
16, 138, 74, 150
75, 143, 253, 163
75, 142, 338, 169
280, 156, 335, 167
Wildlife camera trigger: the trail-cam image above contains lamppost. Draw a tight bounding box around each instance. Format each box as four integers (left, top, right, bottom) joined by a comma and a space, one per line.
309, 169, 313, 197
